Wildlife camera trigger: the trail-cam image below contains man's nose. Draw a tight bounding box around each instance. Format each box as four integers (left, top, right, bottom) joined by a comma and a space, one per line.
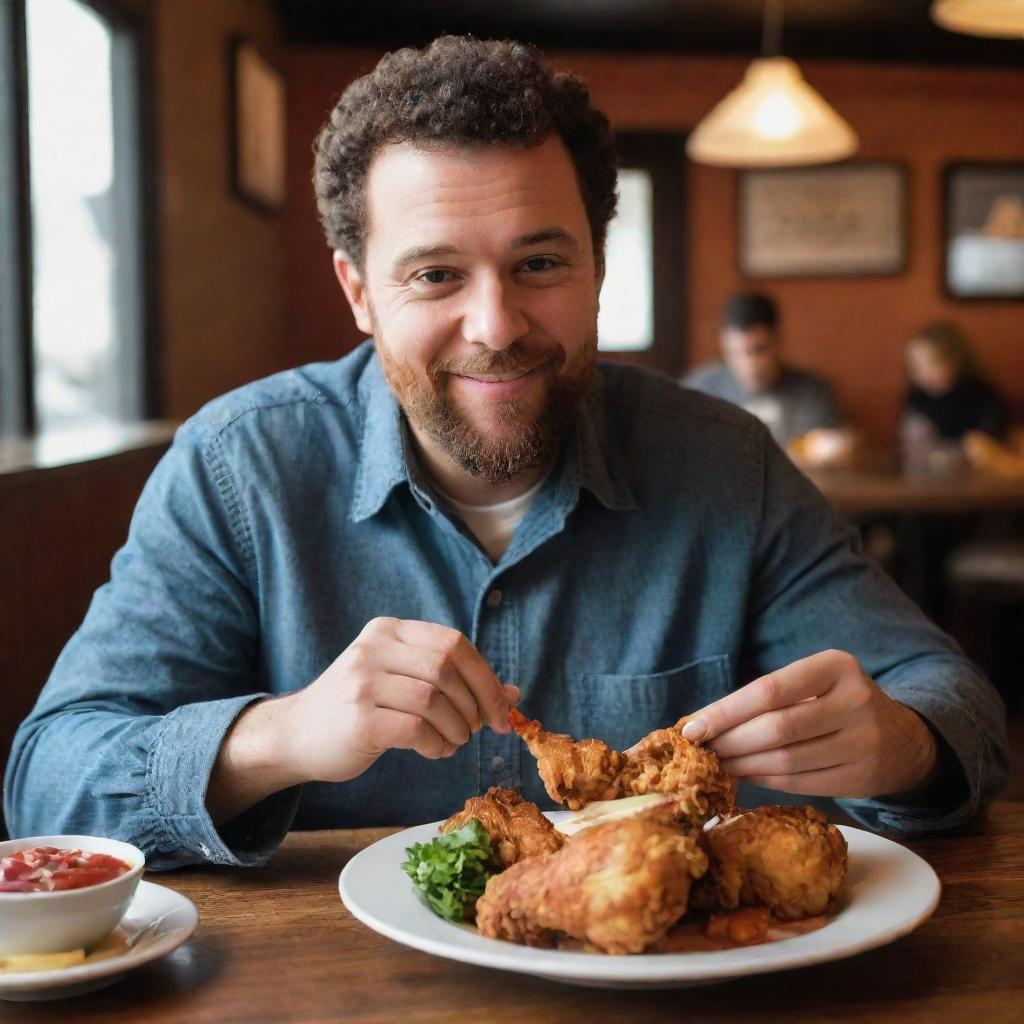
462, 274, 529, 350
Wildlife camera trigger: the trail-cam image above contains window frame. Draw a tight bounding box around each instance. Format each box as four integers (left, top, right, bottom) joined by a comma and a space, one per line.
597, 132, 688, 378
0, 0, 158, 439
0, 1, 33, 436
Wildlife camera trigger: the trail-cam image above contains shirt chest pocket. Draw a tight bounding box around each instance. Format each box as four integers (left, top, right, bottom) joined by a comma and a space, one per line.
576, 654, 731, 753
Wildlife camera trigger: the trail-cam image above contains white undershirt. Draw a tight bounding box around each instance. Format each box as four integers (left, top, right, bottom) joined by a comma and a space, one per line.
440, 473, 549, 562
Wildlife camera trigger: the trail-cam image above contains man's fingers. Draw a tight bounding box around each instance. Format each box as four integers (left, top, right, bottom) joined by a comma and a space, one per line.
373, 674, 473, 750
707, 695, 851, 760
370, 706, 457, 761
392, 619, 511, 733
682, 650, 858, 743
377, 637, 483, 732
719, 729, 848, 779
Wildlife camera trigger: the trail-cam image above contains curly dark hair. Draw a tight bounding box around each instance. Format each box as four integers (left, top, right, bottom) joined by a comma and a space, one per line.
312, 35, 618, 272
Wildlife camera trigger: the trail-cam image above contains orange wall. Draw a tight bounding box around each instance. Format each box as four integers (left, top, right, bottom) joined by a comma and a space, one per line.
283, 47, 1024, 443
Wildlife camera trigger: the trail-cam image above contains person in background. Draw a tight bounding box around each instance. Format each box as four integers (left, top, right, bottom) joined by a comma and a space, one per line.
901, 322, 1009, 477
684, 292, 855, 469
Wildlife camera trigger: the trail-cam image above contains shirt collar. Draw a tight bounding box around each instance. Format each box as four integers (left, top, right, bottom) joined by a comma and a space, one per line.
350, 352, 410, 523
567, 375, 638, 513
349, 350, 638, 523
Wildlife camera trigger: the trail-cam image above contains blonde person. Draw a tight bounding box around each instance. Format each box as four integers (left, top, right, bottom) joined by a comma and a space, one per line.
902, 322, 1009, 476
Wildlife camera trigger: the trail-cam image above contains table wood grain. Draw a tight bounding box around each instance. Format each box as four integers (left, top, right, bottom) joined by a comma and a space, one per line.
5, 803, 1023, 1023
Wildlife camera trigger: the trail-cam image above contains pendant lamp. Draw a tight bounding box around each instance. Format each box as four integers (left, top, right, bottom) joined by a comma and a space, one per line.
931, 0, 1024, 37
686, 1, 858, 168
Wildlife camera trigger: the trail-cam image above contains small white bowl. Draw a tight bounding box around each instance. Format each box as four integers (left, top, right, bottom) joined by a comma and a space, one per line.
0, 835, 145, 956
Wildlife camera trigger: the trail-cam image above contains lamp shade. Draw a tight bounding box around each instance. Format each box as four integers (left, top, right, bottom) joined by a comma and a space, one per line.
931, 0, 1024, 37
686, 57, 858, 168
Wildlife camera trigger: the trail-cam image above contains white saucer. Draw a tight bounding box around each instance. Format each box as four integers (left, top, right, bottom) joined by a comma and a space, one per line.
0, 880, 198, 1002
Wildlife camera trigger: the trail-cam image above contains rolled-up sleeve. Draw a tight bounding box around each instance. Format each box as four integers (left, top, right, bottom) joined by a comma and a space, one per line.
3, 420, 300, 869
745, 433, 1009, 834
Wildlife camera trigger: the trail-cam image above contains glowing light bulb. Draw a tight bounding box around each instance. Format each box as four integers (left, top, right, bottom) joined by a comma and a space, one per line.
754, 91, 803, 139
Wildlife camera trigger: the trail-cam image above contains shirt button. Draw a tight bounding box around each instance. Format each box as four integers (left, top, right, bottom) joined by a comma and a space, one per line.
198, 843, 211, 859
486, 589, 503, 608
490, 755, 505, 772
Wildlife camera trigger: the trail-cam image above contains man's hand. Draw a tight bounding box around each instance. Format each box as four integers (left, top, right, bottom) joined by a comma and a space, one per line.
680, 650, 938, 800
279, 617, 517, 783
206, 618, 517, 824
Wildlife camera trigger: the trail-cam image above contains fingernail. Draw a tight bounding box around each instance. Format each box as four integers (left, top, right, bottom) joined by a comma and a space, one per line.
681, 717, 708, 742
503, 684, 521, 704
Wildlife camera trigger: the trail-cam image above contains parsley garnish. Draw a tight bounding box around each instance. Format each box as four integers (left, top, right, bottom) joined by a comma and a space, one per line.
401, 819, 497, 922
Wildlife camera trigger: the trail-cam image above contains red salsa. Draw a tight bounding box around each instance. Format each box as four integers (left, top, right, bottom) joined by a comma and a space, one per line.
0, 846, 133, 893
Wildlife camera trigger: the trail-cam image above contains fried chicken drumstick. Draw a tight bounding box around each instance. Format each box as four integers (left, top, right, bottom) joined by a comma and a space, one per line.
507, 707, 735, 823
475, 816, 708, 954
440, 787, 564, 867
506, 707, 625, 810
691, 805, 848, 919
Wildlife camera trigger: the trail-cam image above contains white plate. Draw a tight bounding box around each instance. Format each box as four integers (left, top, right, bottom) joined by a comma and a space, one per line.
339, 816, 940, 988
0, 880, 198, 1001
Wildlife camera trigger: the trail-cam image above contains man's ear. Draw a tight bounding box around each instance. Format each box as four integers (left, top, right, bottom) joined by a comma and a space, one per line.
333, 251, 373, 335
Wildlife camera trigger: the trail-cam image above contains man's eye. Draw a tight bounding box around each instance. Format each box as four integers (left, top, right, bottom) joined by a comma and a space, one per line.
521, 257, 558, 273
417, 269, 453, 285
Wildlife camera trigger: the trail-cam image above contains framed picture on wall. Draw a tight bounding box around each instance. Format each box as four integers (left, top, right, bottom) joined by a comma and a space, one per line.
230, 38, 286, 213
944, 163, 1024, 300
738, 163, 907, 278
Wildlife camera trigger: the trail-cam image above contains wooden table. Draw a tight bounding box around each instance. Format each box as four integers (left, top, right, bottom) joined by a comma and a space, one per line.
806, 468, 1024, 518
5, 803, 1023, 1023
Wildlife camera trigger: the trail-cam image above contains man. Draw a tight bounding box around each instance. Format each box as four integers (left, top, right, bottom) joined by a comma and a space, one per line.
5, 38, 1006, 870
685, 293, 852, 463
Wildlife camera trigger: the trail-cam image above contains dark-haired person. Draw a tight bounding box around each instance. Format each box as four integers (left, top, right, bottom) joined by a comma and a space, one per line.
685, 292, 854, 468
6, 37, 1006, 870
901, 322, 1010, 477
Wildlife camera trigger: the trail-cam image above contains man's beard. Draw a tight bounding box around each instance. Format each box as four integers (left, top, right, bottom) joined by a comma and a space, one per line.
376, 331, 597, 485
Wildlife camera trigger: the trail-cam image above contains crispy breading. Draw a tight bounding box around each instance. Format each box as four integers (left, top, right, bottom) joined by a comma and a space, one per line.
691, 805, 848, 920
439, 787, 564, 867
475, 817, 708, 954
507, 708, 625, 811
619, 725, 736, 825
507, 707, 734, 827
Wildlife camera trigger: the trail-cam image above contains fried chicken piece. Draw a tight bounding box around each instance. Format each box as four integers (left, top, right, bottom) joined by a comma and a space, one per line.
508, 707, 734, 827
507, 708, 624, 811
691, 805, 848, 920
440, 787, 564, 868
475, 817, 708, 954
619, 724, 736, 827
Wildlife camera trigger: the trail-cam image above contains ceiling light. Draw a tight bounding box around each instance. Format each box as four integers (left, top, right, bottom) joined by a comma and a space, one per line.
686, 2, 858, 168
931, 0, 1024, 38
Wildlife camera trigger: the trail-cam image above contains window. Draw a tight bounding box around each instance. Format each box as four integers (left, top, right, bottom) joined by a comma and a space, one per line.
597, 133, 687, 377
0, 0, 152, 439
598, 168, 655, 353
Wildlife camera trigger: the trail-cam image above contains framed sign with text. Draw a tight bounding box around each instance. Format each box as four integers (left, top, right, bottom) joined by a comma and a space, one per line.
739, 163, 906, 278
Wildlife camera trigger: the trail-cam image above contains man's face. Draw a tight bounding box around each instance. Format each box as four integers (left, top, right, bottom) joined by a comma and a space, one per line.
720, 325, 782, 396
334, 136, 602, 485
906, 340, 958, 398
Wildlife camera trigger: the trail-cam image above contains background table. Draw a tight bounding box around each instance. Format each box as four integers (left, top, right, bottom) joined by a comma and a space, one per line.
4, 803, 1023, 1023
806, 468, 1024, 518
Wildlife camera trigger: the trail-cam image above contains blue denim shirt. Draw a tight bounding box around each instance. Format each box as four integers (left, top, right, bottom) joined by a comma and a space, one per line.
4, 342, 1008, 869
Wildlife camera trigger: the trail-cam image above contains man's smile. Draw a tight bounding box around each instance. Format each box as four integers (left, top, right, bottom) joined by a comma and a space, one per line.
448, 361, 551, 401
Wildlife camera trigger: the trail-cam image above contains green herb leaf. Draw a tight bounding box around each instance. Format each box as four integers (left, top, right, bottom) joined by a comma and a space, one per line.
401, 819, 497, 922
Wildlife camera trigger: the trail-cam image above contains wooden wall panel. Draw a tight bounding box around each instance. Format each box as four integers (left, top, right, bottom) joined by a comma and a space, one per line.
0, 445, 168, 834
